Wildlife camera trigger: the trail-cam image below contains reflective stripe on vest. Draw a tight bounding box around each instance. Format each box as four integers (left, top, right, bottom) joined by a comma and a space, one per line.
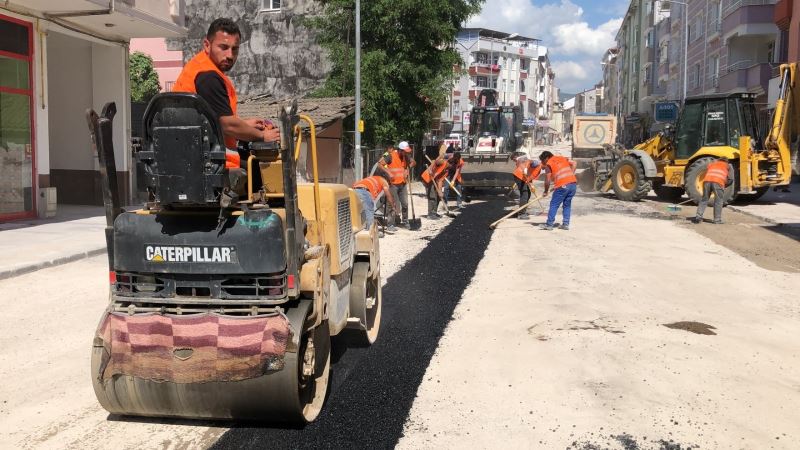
173, 51, 239, 167
422, 161, 447, 183
547, 156, 577, 188
703, 161, 729, 187
386, 151, 407, 185
353, 176, 383, 199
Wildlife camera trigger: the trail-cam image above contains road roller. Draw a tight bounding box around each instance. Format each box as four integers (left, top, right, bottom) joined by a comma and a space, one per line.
86, 94, 382, 422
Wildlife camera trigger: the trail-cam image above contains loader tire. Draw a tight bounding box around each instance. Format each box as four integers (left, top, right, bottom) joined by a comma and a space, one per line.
685, 157, 735, 205
611, 155, 651, 201
652, 181, 684, 203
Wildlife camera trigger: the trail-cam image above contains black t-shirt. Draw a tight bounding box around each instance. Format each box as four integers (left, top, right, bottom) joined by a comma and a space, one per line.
195, 71, 233, 118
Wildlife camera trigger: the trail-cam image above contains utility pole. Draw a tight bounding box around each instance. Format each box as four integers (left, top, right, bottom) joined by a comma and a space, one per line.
354, 0, 362, 178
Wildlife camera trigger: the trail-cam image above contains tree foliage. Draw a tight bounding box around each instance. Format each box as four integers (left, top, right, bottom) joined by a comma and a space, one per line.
309, 0, 483, 147
129, 51, 161, 102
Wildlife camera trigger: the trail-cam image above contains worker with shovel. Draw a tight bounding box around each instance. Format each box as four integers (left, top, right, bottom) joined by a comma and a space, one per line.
421, 156, 448, 219
539, 151, 578, 231
512, 155, 543, 220
443, 151, 466, 212
692, 156, 734, 224
378, 141, 416, 229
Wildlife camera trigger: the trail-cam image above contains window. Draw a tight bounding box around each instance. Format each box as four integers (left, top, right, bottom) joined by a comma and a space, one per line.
453, 100, 461, 115
690, 63, 700, 89
260, 0, 281, 11
644, 65, 652, 84
675, 102, 703, 158
645, 30, 654, 48
703, 100, 727, 146
475, 52, 489, 64
164, 80, 175, 92
520, 80, 525, 92
709, 2, 721, 31
476, 76, 488, 87
707, 56, 719, 85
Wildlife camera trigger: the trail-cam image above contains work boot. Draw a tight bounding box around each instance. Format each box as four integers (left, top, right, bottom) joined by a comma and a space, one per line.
539, 223, 554, 230
691, 217, 701, 224
426, 214, 440, 220
458, 204, 466, 209
712, 219, 724, 224
559, 224, 570, 230
385, 225, 398, 233
518, 213, 530, 220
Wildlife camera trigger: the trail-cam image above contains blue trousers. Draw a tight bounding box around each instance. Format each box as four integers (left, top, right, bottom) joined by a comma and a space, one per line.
355, 188, 375, 229
546, 182, 577, 226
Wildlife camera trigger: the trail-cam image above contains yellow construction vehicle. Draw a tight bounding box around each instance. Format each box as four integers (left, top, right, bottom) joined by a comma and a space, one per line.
583, 63, 798, 203
86, 95, 381, 423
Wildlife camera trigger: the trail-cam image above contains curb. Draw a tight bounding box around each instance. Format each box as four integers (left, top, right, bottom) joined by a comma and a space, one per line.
0, 247, 107, 281
727, 205, 800, 228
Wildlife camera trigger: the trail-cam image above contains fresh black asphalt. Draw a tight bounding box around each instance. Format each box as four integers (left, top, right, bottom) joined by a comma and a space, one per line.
212, 199, 504, 449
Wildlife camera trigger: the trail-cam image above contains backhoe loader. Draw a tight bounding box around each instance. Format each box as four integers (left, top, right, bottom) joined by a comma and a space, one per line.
582, 63, 798, 203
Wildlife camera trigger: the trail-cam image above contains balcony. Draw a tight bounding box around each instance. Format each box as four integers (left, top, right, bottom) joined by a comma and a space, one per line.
718, 62, 773, 94
722, 1, 779, 41
468, 63, 501, 76
7, 0, 186, 38
774, 0, 793, 29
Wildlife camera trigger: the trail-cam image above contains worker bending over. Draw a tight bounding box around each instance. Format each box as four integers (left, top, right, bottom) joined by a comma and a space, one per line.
692, 157, 734, 224
539, 151, 577, 230
421, 156, 448, 219
378, 141, 416, 228
352, 174, 395, 230
443, 151, 465, 211
512, 155, 542, 220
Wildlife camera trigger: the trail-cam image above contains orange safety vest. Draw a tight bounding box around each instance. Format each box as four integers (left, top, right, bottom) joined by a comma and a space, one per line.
173, 51, 240, 169
383, 150, 408, 185
353, 176, 385, 199
421, 160, 447, 183
703, 160, 729, 187
447, 159, 465, 183
546, 156, 577, 188
514, 162, 542, 182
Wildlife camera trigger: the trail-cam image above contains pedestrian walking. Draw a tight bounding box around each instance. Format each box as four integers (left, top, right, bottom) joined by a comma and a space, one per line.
421, 156, 448, 219
377, 141, 416, 229
443, 151, 466, 211
352, 174, 395, 230
512, 155, 542, 219
538, 151, 577, 230
692, 157, 734, 224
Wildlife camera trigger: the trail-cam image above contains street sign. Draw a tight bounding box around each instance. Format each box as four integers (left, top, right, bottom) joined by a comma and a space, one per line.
522, 118, 536, 126
655, 102, 679, 122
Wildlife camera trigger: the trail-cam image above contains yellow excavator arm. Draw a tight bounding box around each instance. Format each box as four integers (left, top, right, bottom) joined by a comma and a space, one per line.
765, 63, 799, 180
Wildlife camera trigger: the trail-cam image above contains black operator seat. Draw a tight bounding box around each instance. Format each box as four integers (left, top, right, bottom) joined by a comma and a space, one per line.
137, 93, 227, 207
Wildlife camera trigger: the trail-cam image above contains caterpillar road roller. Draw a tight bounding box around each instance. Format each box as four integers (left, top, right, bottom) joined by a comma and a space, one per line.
581, 63, 798, 203
86, 94, 382, 422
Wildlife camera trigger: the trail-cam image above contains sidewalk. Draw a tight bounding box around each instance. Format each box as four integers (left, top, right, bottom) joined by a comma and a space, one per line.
0, 206, 107, 280
728, 180, 800, 227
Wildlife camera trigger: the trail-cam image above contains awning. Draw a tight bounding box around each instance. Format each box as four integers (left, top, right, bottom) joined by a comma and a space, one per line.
6, 0, 186, 39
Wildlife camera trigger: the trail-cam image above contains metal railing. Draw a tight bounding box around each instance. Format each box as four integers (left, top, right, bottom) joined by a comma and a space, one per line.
726, 59, 754, 72
723, 0, 777, 18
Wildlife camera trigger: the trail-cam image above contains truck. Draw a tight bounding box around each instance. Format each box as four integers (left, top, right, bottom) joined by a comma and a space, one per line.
461, 89, 525, 189
571, 113, 617, 166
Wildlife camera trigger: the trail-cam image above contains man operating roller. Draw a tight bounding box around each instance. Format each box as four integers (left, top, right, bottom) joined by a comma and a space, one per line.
173, 18, 279, 175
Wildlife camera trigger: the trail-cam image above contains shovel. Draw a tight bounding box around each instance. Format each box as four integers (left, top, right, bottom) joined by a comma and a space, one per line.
489, 194, 544, 229
666, 198, 694, 212
406, 170, 422, 230
425, 155, 462, 198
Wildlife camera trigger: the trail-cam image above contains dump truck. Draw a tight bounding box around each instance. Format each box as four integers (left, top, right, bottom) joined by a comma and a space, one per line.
461, 89, 525, 189
571, 113, 617, 166
582, 63, 798, 203
87, 94, 382, 423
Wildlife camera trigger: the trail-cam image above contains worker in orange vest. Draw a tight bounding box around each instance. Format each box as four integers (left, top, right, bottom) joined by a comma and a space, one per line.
352, 174, 396, 230
512, 155, 542, 220
443, 151, 466, 211
173, 19, 279, 174
692, 156, 734, 224
421, 156, 448, 219
539, 151, 578, 230
377, 141, 416, 229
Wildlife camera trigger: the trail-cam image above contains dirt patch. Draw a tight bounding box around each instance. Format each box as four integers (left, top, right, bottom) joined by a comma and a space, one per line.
663, 321, 717, 335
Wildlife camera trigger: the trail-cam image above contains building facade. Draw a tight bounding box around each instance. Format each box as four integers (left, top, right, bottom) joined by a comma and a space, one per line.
441, 28, 552, 134
0, 1, 185, 221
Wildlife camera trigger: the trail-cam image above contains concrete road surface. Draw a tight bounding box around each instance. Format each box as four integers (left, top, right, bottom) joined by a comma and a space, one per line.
1, 190, 799, 449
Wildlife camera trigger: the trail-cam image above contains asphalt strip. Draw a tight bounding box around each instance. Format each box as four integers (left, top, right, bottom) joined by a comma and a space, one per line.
212, 199, 505, 449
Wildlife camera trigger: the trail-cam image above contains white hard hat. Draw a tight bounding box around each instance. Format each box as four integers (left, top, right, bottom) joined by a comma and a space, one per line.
398, 141, 410, 151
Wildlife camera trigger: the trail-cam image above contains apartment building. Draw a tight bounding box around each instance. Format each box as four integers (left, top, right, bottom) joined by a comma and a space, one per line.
602, 48, 620, 116
443, 28, 548, 133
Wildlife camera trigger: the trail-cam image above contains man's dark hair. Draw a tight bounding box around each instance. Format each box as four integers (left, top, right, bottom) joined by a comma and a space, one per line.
206, 18, 240, 40
539, 150, 553, 162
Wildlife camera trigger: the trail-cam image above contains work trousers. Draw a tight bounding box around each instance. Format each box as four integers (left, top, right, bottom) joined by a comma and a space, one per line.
389, 183, 408, 225
696, 182, 724, 222
443, 179, 462, 207
516, 179, 531, 216
355, 188, 375, 229
546, 182, 577, 226
424, 182, 440, 215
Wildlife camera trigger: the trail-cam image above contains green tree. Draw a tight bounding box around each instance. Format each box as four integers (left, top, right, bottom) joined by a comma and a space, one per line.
310, 0, 483, 148
129, 51, 161, 102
